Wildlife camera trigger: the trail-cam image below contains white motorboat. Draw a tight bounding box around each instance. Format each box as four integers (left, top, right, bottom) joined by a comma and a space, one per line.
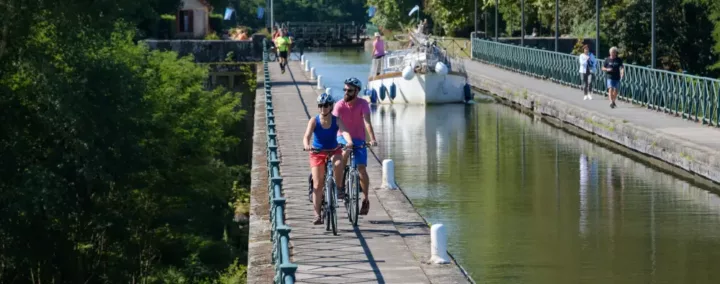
363, 31, 473, 104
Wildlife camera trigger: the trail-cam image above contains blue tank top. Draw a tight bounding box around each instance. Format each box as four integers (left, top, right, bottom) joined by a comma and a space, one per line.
312, 115, 339, 149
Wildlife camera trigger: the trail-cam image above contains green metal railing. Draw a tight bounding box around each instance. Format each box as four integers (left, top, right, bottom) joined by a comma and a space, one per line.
471, 38, 720, 126
262, 39, 298, 284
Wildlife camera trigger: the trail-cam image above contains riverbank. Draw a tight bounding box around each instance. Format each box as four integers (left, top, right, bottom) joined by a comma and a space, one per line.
464, 58, 720, 189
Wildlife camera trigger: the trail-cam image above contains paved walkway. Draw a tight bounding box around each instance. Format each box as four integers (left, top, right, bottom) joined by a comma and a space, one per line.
268, 61, 469, 284
463, 59, 720, 149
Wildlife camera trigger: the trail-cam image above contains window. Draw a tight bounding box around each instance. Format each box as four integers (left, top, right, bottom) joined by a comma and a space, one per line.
177, 10, 194, 33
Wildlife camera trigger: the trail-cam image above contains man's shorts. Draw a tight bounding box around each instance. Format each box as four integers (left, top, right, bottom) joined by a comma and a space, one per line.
309, 149, 341, 167
337, 137, 367, 166
606, 79, 620, 89
279, 51, 288, 59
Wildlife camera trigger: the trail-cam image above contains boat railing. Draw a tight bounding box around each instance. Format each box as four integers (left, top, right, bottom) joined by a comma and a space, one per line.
369, 44, 466, 78
423, 44, 467, 75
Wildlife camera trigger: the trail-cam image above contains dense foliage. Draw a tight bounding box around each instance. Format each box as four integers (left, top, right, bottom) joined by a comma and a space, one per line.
409, 0, 720, 76
271, 0, 368, 24
0, 1, 252, 283
367, 0, 419, 30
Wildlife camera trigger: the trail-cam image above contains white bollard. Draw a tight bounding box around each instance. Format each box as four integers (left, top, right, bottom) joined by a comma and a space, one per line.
317, 75, 324, 89
430, 224, 450, 264
310, 67, 316, 80
381, 159, 398, 190
300, 55, 305, 65
325, 87, 332, 96
304, 61, 311, 72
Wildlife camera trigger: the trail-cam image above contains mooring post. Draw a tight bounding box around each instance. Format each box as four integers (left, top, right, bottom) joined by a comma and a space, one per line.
304, 61, 311, 72
317, 75, 323, 89
325, 87, 332, 96
381, 159, 398, 190
300, 55, 305, 65
310, 67, 316, 79
430, 224, 450, 264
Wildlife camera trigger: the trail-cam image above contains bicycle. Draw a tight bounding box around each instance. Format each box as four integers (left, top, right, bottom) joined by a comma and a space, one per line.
304, 148, 340, 235
339, 144, 370, 226
267, 46, 277, 62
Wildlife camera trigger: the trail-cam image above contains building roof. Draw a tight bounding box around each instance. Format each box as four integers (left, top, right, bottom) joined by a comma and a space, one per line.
198, 0, 213, 9
182, 0, 214, 11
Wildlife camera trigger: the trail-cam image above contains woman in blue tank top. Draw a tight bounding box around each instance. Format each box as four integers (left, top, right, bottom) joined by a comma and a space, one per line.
303, 93, 353, 225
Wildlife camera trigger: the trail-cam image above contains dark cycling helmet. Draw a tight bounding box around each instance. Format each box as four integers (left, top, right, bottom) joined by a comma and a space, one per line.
344, 77, 362, 90
316, 92, 334, 105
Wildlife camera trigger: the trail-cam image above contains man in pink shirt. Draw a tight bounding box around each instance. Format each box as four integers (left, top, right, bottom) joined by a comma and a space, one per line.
333, 77, 378, 216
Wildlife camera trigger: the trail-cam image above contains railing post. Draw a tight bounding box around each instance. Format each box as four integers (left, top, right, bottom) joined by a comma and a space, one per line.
262, 37, 297, 284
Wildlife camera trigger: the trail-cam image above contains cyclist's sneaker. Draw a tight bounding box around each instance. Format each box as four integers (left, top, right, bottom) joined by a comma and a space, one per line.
360, 199, 370, 215
312, 215, 322, 225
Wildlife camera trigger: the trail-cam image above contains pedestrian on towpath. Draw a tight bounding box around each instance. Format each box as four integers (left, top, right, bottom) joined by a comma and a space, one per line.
578, 44, 597, 100
602, 46, 624, 108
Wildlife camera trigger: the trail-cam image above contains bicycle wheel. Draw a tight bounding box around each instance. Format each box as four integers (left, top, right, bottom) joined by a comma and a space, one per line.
324, 183, 331, 232
329, 181, 337, 236
348, 170, 360, 226
343, 168, 352, 222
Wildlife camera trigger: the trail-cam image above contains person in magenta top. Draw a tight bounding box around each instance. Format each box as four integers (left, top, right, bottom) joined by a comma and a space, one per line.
333, 77, 378, 216
371, 32, 386, 76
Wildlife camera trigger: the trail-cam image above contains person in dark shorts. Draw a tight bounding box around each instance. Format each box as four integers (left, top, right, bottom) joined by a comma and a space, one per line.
602, 46, 624, 108
273, 30, 292, 73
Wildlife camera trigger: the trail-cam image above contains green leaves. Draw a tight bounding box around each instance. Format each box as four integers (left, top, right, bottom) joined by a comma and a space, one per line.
0, 8, 250, 283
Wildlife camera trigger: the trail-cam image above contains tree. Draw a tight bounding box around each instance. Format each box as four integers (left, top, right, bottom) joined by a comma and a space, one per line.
1, 1, 251, 282
425, 0, 474, 35
367, 0, 418, 31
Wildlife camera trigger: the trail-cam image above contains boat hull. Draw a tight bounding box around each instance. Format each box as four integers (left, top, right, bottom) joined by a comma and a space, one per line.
365, 72, 468, 104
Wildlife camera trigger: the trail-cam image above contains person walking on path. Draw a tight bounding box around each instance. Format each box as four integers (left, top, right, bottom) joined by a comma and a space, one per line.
274, 30, 292, 74
371, 32, 386, 76
578, 44, 597, 100
602, 46, 624, 108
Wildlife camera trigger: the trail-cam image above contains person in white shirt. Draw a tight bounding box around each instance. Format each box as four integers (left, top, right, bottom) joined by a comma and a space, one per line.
578, 44, 597, 100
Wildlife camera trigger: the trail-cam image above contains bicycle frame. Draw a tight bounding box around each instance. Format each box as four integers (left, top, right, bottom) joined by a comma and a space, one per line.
322, 155, 337, 208
306, 147, 340, 234
341, 144, 365, 226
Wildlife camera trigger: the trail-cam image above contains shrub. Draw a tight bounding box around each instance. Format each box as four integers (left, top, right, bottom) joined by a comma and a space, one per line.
158, 14, 177, 39
210, 13, 225, 34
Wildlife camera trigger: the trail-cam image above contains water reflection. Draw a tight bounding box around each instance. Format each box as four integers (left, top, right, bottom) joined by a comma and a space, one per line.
372, 103, 720, 284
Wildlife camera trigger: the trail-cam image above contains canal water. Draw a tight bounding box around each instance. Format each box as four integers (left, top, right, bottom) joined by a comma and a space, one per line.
300, 50, 720, 283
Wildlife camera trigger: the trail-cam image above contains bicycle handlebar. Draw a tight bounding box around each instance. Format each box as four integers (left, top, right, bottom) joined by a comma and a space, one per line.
302, 148, 339, 153
302, 144, 373, 153
338, 144, 371, 149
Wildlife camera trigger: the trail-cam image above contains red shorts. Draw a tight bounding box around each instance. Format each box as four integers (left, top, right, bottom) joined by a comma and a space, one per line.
309, 149, 341, 167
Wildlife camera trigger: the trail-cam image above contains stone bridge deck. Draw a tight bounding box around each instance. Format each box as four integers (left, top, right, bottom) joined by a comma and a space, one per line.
248, 61, 470, 283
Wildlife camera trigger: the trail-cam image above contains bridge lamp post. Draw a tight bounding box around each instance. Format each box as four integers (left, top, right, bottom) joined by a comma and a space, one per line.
520, 0, 525, 46
475, 0, 478, 35
651, 0, 656, 68
596, 0, 600, 58
495, 0, 499, 41
555, 0, 559, 52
